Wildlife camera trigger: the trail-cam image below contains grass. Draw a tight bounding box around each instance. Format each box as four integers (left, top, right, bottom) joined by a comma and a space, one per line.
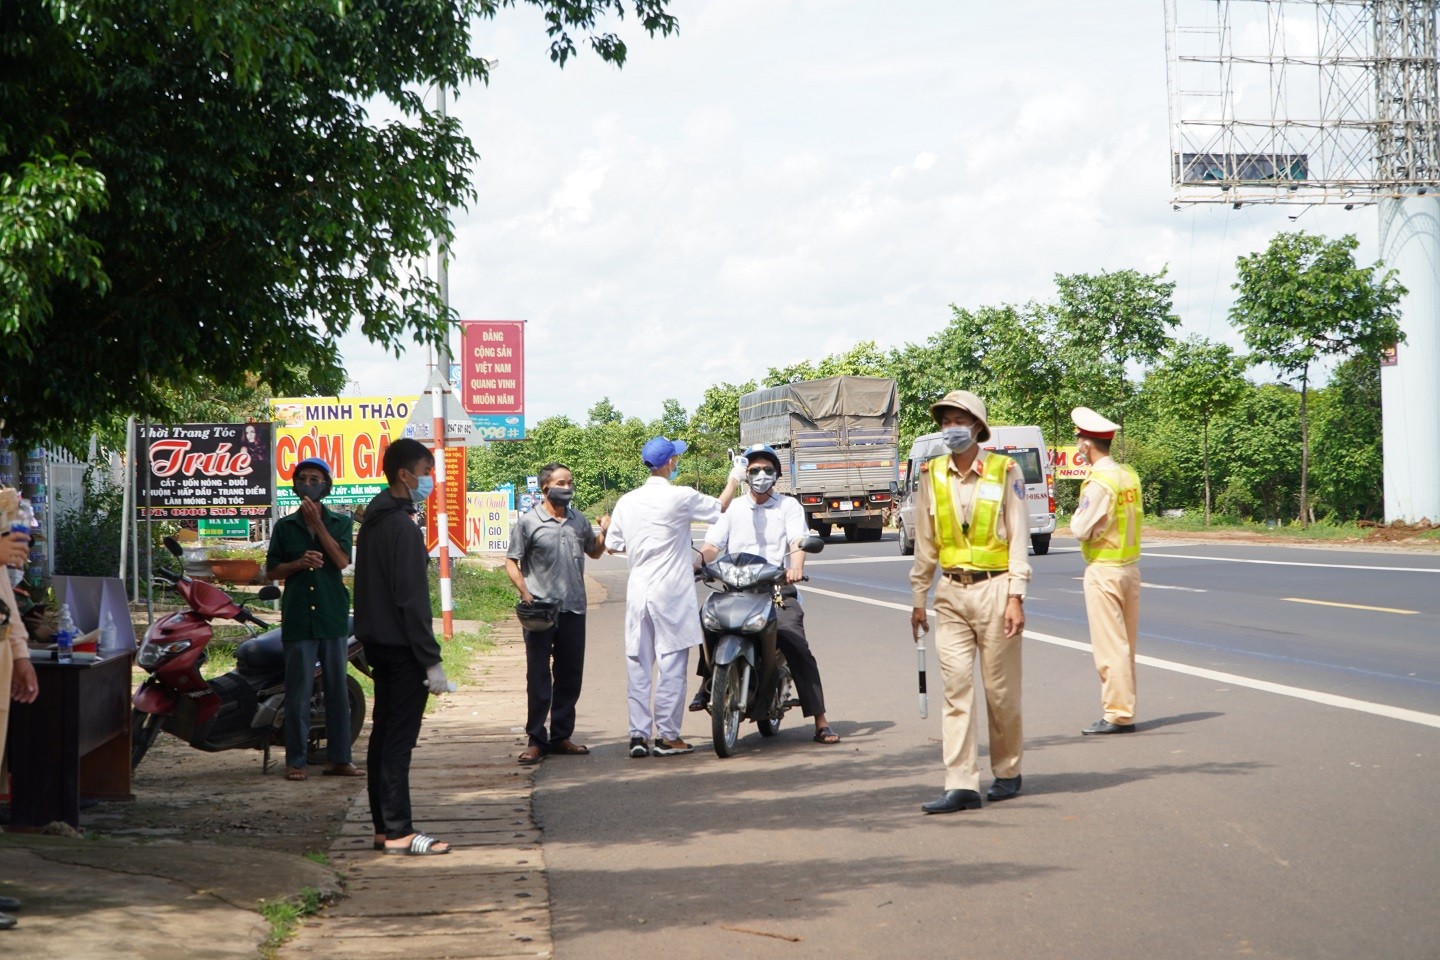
303, 852, 330, 866
428, 559, 517, 622
258, 886, 324, 957
1051, 511, 1438, 544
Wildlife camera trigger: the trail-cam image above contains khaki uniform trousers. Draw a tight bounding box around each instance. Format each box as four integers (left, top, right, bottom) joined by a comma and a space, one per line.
1082, 561, 1141, 724
933, 574, 1022, 792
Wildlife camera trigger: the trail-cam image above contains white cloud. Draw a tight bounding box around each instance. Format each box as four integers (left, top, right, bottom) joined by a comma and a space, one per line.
337, 0, 1389, 425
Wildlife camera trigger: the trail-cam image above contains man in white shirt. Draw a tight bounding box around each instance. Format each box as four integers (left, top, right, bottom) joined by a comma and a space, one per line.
696, 445, 841, 745
607, 436, 736, 757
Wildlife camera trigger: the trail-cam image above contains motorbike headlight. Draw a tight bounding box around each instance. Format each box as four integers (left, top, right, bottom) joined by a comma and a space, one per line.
138, 640, 191, 668
701, 608, 722, 632
742, 611, 770, 632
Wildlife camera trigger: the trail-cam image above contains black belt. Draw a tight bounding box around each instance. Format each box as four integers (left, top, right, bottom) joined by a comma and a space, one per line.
943, 569, 1005, 585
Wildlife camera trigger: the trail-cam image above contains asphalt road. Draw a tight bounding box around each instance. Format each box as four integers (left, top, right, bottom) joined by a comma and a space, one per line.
533, 532, 1440, 960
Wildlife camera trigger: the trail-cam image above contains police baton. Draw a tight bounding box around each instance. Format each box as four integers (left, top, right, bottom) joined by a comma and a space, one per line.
913, 619, 929, 719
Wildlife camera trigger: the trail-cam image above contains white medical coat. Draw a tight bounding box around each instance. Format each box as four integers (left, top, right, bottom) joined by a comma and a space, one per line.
608, 476, 722, 656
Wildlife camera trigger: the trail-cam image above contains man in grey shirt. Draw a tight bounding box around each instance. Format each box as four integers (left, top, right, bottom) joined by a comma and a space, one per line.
505, 463, 609, 764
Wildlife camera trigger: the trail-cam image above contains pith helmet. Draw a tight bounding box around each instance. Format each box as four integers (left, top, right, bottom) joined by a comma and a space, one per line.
928, 390, 991, 442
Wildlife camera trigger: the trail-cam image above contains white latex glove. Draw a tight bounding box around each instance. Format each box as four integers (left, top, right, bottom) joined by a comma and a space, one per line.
728, 455, 748, 484
425, 663, 456, 694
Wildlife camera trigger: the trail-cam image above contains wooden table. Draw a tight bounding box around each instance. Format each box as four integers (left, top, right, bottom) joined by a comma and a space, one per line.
6, 652, 134, 829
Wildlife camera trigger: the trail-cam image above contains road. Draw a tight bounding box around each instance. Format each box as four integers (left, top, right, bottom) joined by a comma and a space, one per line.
532, 533, 1440, 960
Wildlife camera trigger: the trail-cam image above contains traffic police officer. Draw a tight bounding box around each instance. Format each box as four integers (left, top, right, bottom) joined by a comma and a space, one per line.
1070, 406, 1143, 735
909, 390, 1031, 813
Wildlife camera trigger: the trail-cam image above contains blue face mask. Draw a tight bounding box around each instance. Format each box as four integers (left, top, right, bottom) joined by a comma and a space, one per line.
412, 475, 435, 501
668, 466, 680, 481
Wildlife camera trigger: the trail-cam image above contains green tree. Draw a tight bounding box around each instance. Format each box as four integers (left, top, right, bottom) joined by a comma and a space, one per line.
0, 0, 678, 448
1146, 336, 1248, 524
1211, 384, 1302, 523
1309, 356, 1384, 521
1230, 232, 1405, 525
656, 398, 688, 438
764, 340, 889, 386
586, 397, 624, 426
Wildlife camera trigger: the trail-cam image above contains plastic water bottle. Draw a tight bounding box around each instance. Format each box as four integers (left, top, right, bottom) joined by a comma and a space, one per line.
98, 611, 117, 658
8, 498, 33, 587
56, 603, 76, 664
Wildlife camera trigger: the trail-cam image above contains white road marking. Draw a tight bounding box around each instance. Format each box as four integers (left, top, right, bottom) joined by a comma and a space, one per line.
801, 585, 1440, 730
806, 556, 915, 566
1141, 552, 1440, 574
1284, 597, 1418, 616
1142, 583, 1208, 593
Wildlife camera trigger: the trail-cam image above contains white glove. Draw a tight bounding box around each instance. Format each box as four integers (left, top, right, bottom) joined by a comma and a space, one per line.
425, 663, 456, 694
728, 455, 748, 484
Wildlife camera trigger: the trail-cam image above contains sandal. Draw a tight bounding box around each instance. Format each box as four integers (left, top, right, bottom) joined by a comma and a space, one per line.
518, 745, 545, 765
813, 726, 841, 744
383, 833, 451, 856
285, 766, 307, 781
548, 739, 590, 756
321, 763, 366, 777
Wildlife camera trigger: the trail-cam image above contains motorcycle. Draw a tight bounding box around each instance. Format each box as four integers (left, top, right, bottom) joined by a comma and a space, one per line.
697, 535, 824, 758
130, 537, 369, 770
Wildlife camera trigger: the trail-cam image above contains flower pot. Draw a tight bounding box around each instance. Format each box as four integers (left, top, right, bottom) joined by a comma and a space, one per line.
208, 558, 262, 584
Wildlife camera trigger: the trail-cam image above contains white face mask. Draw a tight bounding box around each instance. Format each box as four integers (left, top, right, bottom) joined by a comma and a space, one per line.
747, 467, 777, 494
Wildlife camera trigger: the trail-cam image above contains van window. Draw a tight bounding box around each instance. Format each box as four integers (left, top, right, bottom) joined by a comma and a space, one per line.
991, 447, 1044, 485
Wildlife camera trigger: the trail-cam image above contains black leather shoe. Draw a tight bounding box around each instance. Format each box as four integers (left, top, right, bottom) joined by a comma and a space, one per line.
986, 775, 1022, 802
1082, 718, 1136, 735
688, 685, 709, 712
0, 896, 18, 911
0, 913, 14, 930
921, 789, 983, 814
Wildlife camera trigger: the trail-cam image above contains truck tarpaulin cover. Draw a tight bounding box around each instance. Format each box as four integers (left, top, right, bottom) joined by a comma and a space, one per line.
739, 376, 899, 447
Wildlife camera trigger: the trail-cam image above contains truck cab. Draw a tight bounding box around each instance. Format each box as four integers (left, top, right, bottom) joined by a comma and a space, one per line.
897, 425, 1056, 556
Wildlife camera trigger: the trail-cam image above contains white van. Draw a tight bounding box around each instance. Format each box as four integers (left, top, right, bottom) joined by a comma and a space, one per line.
896, 425, 1056, 556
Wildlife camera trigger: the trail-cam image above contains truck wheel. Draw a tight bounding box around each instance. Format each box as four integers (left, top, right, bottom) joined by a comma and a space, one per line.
858, 526, 882, 543
842, 525, 857, 542
813, 522, 832, 540
1031, 534, 1051, 556
899, 524, 914, 556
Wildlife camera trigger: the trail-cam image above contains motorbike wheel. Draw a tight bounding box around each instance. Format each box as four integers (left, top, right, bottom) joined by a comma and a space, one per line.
757, 714, 782, 737
710, 662, 743, 758
131, 710, 163, 770
305, 675, 367, 765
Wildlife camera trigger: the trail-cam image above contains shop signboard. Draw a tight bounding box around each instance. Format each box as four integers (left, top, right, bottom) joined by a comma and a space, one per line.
269, 396, 417, 508
134, 423, 273, 518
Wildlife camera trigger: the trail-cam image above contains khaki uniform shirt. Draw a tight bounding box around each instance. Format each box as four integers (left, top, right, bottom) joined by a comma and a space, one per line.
909, 451, 1032, 608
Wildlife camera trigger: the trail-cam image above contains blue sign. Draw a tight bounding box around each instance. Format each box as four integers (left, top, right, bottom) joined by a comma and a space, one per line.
470, 414, 526, 441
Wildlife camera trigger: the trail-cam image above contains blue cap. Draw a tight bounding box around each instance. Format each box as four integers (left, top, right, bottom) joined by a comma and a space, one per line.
641, 436, 687, 468
294, 457, 332, 479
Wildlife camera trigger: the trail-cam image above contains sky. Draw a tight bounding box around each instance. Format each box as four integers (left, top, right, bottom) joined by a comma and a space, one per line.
336, 0, 1386, 424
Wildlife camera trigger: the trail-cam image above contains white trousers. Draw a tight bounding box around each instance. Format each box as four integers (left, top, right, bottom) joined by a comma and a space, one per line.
626, 609, 691, 741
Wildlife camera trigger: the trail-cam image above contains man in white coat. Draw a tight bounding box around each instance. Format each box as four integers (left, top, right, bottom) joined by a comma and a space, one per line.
608, 436, 737, 757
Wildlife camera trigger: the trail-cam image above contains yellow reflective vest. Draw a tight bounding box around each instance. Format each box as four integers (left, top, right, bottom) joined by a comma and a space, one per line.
1079, 464, 1142, 564
929, 453, 1010, 571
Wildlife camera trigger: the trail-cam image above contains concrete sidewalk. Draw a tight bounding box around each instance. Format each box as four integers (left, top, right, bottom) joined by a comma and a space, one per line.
280, 619, 552, 960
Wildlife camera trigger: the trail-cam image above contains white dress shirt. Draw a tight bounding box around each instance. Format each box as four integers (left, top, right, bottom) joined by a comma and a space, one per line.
704, 492, 808, 569
608, 476, 723, 656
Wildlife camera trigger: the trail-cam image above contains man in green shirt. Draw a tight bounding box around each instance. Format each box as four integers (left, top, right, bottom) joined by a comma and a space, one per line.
265, 457, 361, 781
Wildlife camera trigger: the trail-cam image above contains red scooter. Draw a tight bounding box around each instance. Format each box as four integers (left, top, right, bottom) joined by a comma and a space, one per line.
130, 537, 368, 770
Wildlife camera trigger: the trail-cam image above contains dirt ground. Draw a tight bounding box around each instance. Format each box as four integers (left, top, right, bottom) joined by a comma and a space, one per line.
85, 715, 366, 856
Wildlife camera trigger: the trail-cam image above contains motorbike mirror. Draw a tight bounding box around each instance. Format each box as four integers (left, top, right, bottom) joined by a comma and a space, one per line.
797, 534, 826, 554
256, 585, 281, 602
163, 536, 183, 558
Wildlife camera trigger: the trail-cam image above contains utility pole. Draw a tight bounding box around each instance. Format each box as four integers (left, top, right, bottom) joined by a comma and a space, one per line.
433, 84, 455, 642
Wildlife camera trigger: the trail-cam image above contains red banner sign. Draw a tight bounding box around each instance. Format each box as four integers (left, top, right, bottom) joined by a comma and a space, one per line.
460, 320, 525, 415
425, 448, 468, 556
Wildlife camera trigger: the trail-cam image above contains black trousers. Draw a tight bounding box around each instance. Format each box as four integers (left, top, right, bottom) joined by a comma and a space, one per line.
364, 641, 429, 840
524, 611, 586, 749
698, 599, 826, 718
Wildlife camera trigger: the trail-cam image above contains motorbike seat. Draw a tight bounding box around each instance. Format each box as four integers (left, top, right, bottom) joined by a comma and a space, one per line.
236, 629, 285, 671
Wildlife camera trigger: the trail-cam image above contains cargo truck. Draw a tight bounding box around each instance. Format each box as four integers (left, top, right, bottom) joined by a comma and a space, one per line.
737, 375, 900, 542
